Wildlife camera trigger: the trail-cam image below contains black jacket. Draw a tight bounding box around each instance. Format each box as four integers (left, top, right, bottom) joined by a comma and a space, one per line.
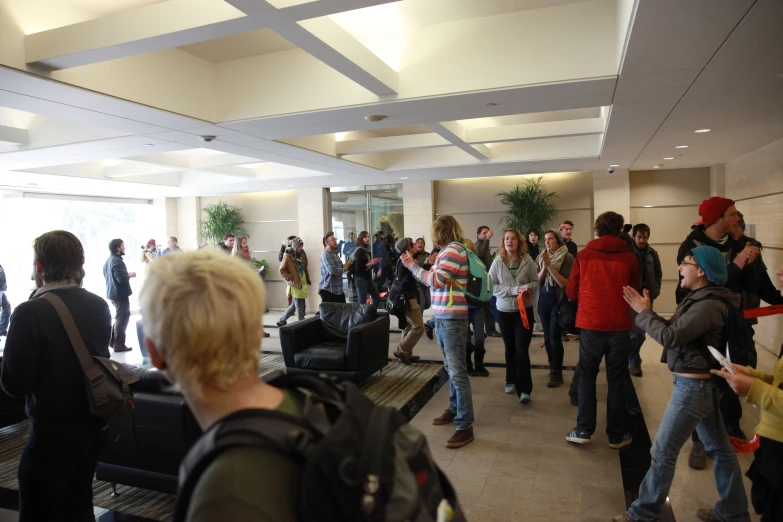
637, 285, 739, 375
676, 226, 759, 306
103, 253, 132, 300
1, 287, 111, 427
565, 240, 578, 258
394, 259, 418, 300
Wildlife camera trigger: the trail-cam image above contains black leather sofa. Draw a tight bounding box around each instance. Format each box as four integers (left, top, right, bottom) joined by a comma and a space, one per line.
96, 368, 201, 494
280, 302, 389, 382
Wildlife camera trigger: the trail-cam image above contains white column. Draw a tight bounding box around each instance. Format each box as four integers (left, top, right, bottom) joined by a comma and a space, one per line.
593, 169, 630, 230
403, 181, 435, 247
710, 164, 726, 197
297, 187, 330, 312
177, 196, 201, 250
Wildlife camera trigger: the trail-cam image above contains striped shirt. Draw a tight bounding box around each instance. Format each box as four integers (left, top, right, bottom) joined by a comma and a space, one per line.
319, 249, 345, 295
410, 242, 470, 319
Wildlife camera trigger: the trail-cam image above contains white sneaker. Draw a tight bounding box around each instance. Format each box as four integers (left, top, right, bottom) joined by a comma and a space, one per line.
519, 393, 532, 404
504, 383, 515, 394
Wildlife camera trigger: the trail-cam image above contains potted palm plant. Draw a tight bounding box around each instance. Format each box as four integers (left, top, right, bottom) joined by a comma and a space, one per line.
497, 176, 559, 235
199, 200, 249, 244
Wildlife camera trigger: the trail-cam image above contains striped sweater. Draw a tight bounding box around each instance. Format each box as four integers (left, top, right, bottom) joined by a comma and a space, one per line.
410, 242, 469, 319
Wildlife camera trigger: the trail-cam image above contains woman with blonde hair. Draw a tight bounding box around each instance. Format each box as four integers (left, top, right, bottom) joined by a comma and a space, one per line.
537, 230, 574, 388
489, 228, 539, 403
401, 215, 475, 449
231, 236, 252, 262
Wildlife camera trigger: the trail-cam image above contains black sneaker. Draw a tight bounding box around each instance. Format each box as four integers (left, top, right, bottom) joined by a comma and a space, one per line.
113, 345, 133, 353
487, 330, 502, 338
276, 320, 286, 328
424, 326, 433, 340
609, 433, 633, 449
566, 429, 591, 444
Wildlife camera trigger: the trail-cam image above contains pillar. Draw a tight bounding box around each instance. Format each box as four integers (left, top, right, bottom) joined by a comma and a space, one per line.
710, 164, 725, 197
297, 187, 330, 312
177, 196, 201, 250
403, 181, 435, 247
593, 169, 630, 230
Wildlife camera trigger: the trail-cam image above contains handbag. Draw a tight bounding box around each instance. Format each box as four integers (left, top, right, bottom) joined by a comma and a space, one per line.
557, 295, 580, 335
42, 292, 139, 427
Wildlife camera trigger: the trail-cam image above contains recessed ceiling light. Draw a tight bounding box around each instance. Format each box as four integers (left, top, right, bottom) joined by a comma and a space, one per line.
664, 157, 675, 160
653, 166, 660, 169
609, 164, 619, 167
144, 144, 154, 147
694, 129, 711, 133
400, 177, 409, 180
485, 103, 497, 107
675, 145, 689, 149
643, 205, 653, 208
365, 115, 386, 122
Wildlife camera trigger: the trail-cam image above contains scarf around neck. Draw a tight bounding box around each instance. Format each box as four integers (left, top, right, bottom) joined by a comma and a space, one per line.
538, 244, 568, 289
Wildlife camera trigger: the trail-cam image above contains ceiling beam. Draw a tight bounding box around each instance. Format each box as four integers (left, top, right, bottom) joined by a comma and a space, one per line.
0, 125, 29, 146
225, 0, 398, 95
188, 153, 263, 169
336, 133, 449, 155
427, 122, 490, 161
465, 117, 605, 145
25, 0, 401, 78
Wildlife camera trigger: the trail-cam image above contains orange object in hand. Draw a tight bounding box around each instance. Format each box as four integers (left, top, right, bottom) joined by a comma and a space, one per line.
517, 290, 532, 330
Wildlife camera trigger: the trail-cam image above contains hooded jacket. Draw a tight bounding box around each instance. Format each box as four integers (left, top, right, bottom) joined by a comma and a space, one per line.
636, 285, 740, 375
632, 243, 662, 301
489, 254, 539, 313
566, 234, 641, 332
279, 252, 308, 299
676, 225, 758, 306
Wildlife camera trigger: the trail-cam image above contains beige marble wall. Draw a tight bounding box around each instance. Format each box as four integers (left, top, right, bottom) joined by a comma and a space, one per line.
726, 137, 783, 356
629, 168, 711, 314
434, 172, 594, 250
593, 169, 630, 225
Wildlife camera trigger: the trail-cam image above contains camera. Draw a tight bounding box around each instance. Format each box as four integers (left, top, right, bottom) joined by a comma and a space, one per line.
199, 135, 216, 143
607, 167, 615, 173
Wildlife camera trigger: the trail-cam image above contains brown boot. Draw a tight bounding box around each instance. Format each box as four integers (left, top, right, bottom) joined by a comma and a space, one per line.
445, 427, 474, 449
432, 409, 456, 426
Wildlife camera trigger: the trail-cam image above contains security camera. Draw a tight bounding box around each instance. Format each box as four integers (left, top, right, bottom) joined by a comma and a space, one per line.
199, 135, 216, 143
607, 167, 615, 173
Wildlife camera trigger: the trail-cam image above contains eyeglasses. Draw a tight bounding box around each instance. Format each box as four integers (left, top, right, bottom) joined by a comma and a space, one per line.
679, 260, 698, 267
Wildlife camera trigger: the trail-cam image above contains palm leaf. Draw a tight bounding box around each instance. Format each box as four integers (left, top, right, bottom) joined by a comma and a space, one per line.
497, 177, 559, 234
199, 201, 249, 244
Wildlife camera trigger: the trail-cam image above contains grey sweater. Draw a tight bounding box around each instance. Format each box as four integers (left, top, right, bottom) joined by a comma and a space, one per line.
489, 255, 539, 312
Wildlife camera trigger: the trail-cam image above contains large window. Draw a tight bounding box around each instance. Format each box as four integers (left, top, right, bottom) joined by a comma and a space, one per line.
329, 184, 404, 243
0, 194, 161, 310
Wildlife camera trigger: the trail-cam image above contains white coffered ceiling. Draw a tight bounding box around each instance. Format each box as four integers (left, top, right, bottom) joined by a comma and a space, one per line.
0, 0, 781, 199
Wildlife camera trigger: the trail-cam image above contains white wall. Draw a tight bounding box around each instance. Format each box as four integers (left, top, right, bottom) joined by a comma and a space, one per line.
403, 181, 434, 248
725, 137, 783, 356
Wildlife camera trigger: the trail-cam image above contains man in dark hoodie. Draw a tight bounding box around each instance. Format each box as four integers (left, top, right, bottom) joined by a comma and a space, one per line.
677, 197, 759, 467
613, 246, 749, 522
565, 211, 640, 449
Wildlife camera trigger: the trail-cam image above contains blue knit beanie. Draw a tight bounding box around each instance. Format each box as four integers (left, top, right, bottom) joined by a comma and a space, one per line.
690, 246, 727, 286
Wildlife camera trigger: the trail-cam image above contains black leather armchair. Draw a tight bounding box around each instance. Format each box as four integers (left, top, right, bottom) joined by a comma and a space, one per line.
96, 368, 201, 494
280, 303, 389, 382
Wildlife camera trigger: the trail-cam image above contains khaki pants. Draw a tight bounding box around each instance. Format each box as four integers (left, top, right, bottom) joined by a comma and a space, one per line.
397, 298, 424, 357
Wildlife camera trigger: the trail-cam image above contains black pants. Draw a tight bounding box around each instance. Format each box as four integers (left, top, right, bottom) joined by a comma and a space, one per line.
318, 289, 346, 304
576, 329, 630, 440
18, 422, 106, 522
497, 309, 534, 396
110, 297, 130, 351
538, 287, 563, 371
747, 436, 783, 521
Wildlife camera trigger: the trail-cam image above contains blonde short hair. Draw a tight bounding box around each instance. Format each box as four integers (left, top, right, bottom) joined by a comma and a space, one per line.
140, 249, 266, 397
497, 228, 528, 262
462, 238, 476, 254
432, 215, 465, 248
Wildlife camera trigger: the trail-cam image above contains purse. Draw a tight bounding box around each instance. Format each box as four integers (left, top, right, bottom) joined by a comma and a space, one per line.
557, 295, 580, 335
42, 292, 139, 427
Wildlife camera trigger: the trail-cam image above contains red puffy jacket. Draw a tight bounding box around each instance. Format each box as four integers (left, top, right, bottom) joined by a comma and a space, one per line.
566, 235, 641, 332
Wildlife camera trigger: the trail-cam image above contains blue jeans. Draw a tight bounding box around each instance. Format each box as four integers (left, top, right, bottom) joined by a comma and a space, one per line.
434, 318, 474, 430
355, 277, 380, 307
538, 287, 563, 371
627, 376, 749, 522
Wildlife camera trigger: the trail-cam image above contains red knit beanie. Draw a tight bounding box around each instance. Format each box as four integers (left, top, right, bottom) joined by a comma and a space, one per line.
698, 197, 735, 226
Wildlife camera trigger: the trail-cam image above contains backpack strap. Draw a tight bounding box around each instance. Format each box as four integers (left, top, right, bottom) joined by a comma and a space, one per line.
174, 408, 321, 522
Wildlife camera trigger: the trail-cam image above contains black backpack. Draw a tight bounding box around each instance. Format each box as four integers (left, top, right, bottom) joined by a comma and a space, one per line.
386, 260, 409, 316
174, 373, 466, 522
689, 293, 752, 366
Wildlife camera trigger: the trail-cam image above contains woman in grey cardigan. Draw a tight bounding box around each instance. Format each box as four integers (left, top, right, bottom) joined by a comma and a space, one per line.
489, 229, 539, 403
536, 230, 574, 388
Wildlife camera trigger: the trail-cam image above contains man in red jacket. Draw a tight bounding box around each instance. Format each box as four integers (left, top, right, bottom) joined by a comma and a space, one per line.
565, 211, 640, 449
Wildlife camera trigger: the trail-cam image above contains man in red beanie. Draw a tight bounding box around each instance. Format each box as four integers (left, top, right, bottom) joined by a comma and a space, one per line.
676, 196, 760, 469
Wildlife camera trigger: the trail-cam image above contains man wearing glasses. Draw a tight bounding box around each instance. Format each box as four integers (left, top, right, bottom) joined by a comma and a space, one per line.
676, 196, 760, 469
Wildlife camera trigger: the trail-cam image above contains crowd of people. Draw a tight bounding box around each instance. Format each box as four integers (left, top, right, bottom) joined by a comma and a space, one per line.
0, 194, 781, 522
